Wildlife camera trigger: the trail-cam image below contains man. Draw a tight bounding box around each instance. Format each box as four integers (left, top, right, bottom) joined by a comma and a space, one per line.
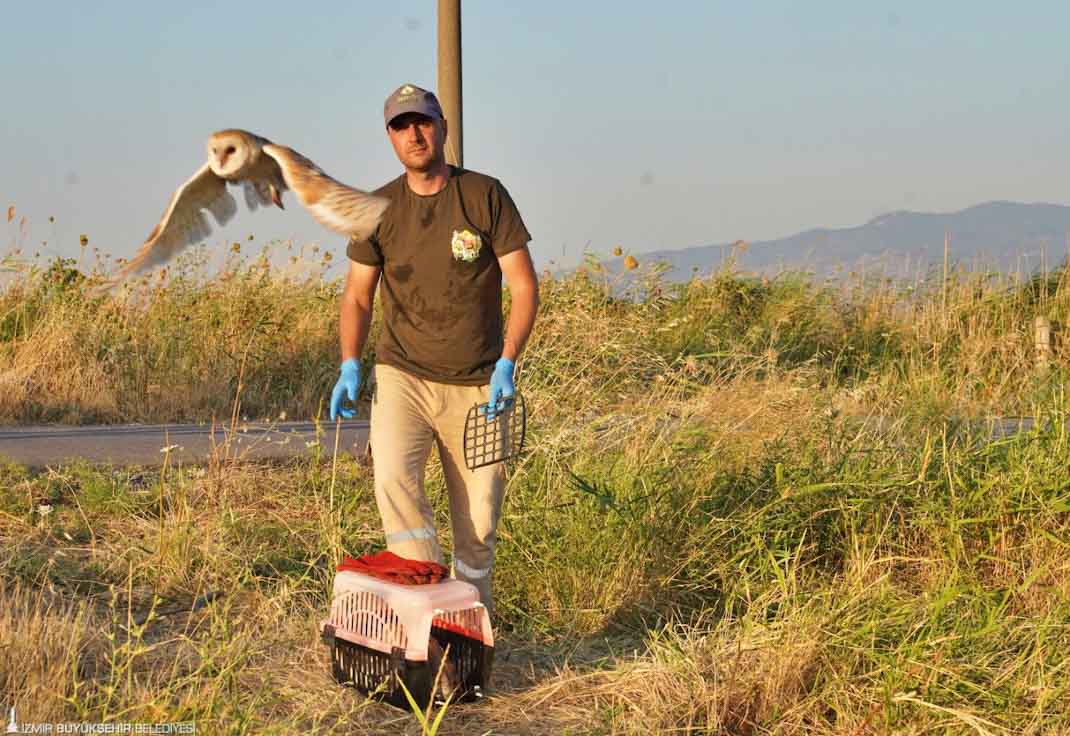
329, 83, 539, 623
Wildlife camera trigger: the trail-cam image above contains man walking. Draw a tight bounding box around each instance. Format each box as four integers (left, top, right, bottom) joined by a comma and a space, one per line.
329, 83, 539, 623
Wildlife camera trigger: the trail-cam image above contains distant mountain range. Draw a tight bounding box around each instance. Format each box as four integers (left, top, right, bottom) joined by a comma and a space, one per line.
600, 201, 1070, 283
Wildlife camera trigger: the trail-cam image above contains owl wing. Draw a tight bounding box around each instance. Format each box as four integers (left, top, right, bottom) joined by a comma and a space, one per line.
261, 144, 389, 242
106, 163, 237, 287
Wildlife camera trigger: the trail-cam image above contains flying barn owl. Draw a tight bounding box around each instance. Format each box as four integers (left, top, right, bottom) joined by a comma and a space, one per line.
102, 129, 389, 289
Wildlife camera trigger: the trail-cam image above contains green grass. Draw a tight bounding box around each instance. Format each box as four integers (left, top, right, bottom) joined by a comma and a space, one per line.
1, 245, 1069, 732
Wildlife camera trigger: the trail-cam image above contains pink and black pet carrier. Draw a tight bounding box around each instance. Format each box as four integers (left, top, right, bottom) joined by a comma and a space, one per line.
321, 570, 494, 709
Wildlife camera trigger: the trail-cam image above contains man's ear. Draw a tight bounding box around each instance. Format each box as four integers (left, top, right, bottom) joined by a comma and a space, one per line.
441, 118, 448, 139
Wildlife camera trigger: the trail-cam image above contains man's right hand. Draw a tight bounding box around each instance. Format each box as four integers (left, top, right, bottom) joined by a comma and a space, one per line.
330, 358, 362, 420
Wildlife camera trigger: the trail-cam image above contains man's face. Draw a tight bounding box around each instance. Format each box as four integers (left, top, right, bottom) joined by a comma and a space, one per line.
387, 113, 447, 172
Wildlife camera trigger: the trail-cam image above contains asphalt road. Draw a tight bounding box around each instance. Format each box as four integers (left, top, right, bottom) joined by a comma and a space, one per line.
0, 415, 1054, 470
0, 420, 370, 468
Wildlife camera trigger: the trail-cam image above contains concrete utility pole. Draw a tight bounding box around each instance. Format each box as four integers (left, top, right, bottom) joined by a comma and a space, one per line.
438, 0, 463, 167
1035, 315, 1053, 371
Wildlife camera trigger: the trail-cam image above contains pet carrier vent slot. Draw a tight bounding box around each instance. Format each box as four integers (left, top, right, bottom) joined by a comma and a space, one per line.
331, 590, 408, 653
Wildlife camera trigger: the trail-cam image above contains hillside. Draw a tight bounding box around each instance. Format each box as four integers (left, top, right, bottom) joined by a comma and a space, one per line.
605, 201, 1070, 282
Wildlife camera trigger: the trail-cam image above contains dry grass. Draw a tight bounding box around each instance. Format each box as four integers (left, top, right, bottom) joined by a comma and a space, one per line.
477, 615, 824, 735
1, 245, 1070, 732
0, 580, 100, 724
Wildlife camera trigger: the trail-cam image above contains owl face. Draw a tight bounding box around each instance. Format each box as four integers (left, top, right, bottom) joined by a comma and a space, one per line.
207, 129, 261, 179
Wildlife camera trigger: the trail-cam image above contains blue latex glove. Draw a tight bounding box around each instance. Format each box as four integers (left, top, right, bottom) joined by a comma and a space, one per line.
329, 358, 361, 421
483, 357, 515, 421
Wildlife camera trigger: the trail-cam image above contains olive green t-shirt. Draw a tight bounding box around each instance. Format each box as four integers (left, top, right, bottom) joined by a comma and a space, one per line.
346, 166, 532, 385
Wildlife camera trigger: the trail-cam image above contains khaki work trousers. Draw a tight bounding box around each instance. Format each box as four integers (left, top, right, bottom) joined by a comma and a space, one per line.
368, 363, 506, 621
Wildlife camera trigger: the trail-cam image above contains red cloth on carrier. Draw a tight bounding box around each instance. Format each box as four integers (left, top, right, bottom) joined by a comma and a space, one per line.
337, 550, 449, 585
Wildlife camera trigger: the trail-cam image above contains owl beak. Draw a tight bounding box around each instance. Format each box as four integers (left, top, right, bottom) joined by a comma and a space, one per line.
270, 184, 284, 210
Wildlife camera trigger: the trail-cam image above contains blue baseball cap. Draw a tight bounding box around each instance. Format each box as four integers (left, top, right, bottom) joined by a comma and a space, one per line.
384, 83, 444, 127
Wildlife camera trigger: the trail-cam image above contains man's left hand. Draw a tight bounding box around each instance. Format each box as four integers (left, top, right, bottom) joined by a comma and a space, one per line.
484, 357, 515, 420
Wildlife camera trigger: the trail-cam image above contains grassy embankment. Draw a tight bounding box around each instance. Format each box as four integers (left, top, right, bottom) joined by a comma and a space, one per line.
1, 243, 1069, 734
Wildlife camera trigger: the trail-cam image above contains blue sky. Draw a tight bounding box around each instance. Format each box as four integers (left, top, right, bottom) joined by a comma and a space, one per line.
2, 2, 1068, 272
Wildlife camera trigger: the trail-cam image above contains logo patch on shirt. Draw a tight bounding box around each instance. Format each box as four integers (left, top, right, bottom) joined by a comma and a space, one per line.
451, 229, 483, 262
